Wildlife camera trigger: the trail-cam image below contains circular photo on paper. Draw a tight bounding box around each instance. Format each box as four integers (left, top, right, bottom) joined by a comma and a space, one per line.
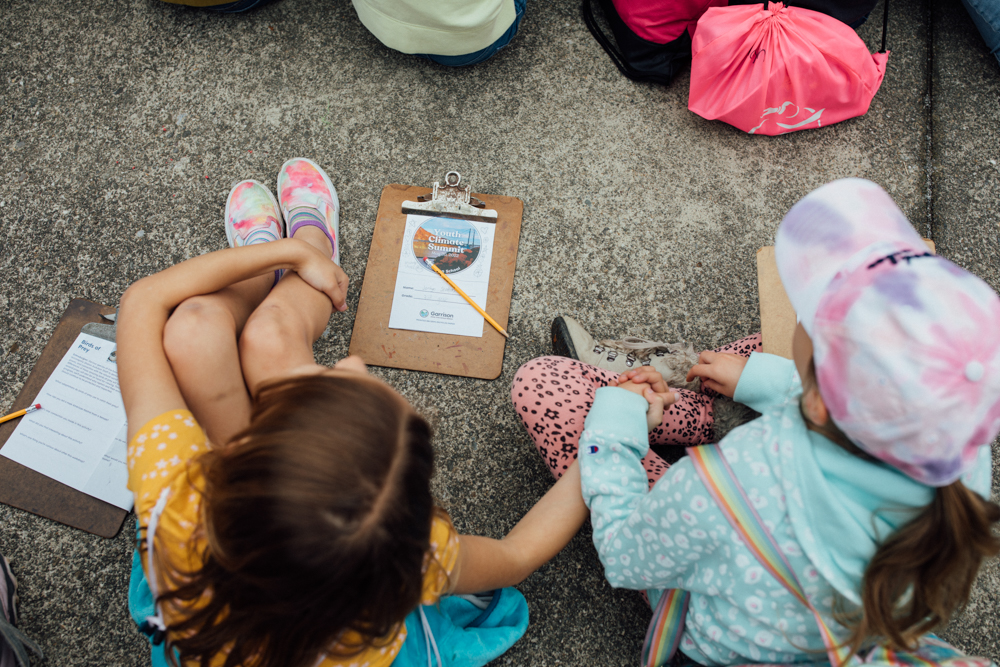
412, 217, 482, 275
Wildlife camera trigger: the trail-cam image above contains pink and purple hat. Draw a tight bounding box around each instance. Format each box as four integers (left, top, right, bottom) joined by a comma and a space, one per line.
775, 178, 1000, 487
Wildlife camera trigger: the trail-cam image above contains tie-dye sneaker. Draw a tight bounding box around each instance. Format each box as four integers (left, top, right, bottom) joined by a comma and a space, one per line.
224, 180, 284, 248
225, 180, 284, 286
276, 158, 340, 265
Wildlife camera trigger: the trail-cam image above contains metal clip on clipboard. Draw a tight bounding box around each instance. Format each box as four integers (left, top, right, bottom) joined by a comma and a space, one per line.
83, 310, 117, 362
401, 172, 498, 223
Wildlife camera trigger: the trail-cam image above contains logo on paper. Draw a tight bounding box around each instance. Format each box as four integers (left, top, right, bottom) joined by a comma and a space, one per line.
412, 217, 482, 275
419, 309, 429, 318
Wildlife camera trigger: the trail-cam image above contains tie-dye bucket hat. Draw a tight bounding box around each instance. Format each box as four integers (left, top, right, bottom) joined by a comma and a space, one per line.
775, 178, 1000, 487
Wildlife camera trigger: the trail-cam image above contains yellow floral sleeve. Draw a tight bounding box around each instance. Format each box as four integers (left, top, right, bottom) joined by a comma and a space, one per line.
127, 410, 211, 588
127, 410, 209, 523
421, 513, 462, 605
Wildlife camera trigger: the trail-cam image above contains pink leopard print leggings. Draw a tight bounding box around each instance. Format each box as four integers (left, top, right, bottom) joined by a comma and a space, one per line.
511, 333, 762, 488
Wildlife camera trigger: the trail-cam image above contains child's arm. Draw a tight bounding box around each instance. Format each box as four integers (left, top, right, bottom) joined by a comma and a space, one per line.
729, 352, 799, 413
685, 351, 749, 397
687, 350, 798, 414
450, 461, 588, 594
578, 385, 709, 591
118, 239, 348, 441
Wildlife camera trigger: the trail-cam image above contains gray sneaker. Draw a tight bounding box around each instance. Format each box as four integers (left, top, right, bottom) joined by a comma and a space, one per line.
550, 316, 761, 442
550, 316, 701, 390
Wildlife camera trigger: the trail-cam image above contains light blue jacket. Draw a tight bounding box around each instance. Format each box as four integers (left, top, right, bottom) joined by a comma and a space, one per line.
579, 352, 993, 666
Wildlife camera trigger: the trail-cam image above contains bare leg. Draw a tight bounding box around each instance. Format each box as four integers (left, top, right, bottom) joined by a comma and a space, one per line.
240, 226, 336, 393
163, 274, 272, 446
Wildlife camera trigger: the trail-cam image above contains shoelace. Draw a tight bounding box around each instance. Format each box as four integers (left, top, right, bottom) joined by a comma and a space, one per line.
597, 336, 695, 359
594, 336, 702, 389
592, 337, 698, 370
591, 344, 644, 366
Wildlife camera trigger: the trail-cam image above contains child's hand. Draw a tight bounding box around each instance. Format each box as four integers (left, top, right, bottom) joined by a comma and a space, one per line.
686, 351, 748, 398
616, 377, 677, 432
293, 241, 350, 312
613, 367, 671, 394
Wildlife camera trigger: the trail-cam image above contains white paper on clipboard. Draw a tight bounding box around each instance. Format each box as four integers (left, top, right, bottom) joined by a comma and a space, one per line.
0, 332, 133, 510
387, 214, 497, 338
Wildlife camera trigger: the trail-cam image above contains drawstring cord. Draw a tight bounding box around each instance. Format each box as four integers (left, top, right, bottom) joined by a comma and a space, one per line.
418, 607, 442, 667
454, 594, 490, 611
139, 487, 171, 645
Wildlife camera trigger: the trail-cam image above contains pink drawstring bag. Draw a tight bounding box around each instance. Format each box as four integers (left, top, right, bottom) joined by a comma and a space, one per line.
688, 2, 889, 135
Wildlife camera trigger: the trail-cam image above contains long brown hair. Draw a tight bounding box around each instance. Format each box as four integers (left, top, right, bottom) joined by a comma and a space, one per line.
803, 361, 1000, 658
155, 373, 443, 667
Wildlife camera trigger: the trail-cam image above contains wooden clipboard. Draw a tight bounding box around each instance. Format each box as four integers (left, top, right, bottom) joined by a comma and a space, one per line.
349, 181, 523, 379
757, 239, 936, 359
0, 299, 128, 538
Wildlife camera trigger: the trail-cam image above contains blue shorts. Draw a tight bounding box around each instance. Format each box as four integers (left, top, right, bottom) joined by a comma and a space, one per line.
418, 0, 527, 67
961, 0, 1000, 65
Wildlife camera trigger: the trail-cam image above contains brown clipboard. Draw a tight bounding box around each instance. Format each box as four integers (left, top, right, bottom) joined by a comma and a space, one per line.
757, 239, 936, 359
349, 182, 523, 380
0, 298, 128, 538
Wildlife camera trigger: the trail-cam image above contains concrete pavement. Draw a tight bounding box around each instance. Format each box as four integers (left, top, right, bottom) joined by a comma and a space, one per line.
0, 0, 997, 663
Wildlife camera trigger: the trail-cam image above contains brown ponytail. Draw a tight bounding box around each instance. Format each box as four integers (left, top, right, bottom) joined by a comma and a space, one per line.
842, 482, 1000, 654
801, 359, 1000, 657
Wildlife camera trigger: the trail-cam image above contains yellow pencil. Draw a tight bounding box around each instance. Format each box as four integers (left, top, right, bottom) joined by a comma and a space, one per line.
0, 403, 42, 425
431, 264, 510, 339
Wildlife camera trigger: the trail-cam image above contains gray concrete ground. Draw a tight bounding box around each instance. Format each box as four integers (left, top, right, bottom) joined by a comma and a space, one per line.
0, 0, 997, 664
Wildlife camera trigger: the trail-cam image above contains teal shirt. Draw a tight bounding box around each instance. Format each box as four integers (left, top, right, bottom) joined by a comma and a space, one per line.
579, 352, 992, 665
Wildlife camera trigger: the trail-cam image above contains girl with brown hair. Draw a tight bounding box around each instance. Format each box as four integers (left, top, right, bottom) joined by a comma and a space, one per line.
512, 179, 1000, 665
118, 160, 588, 667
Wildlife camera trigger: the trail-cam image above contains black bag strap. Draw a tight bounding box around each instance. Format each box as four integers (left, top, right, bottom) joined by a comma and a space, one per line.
581, 0, 678, 84
582, 0, 640, 81
879, 0, 890, 53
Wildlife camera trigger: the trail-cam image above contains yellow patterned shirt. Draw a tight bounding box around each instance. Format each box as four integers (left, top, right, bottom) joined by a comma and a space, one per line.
128, 410, 461, 667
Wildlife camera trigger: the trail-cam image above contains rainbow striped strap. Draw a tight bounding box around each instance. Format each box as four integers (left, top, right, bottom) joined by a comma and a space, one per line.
687, 445, 854, 667
638, 445, 987, 667
642, 589, 691, 667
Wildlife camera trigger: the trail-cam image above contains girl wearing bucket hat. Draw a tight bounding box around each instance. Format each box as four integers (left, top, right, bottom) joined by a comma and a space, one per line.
512, 178, 1000, 665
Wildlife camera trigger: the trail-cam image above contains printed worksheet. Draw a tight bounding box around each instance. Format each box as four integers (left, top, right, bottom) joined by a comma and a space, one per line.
80, 423, 133, 510
1, 333, 133, 511
388, 214, 496, 337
